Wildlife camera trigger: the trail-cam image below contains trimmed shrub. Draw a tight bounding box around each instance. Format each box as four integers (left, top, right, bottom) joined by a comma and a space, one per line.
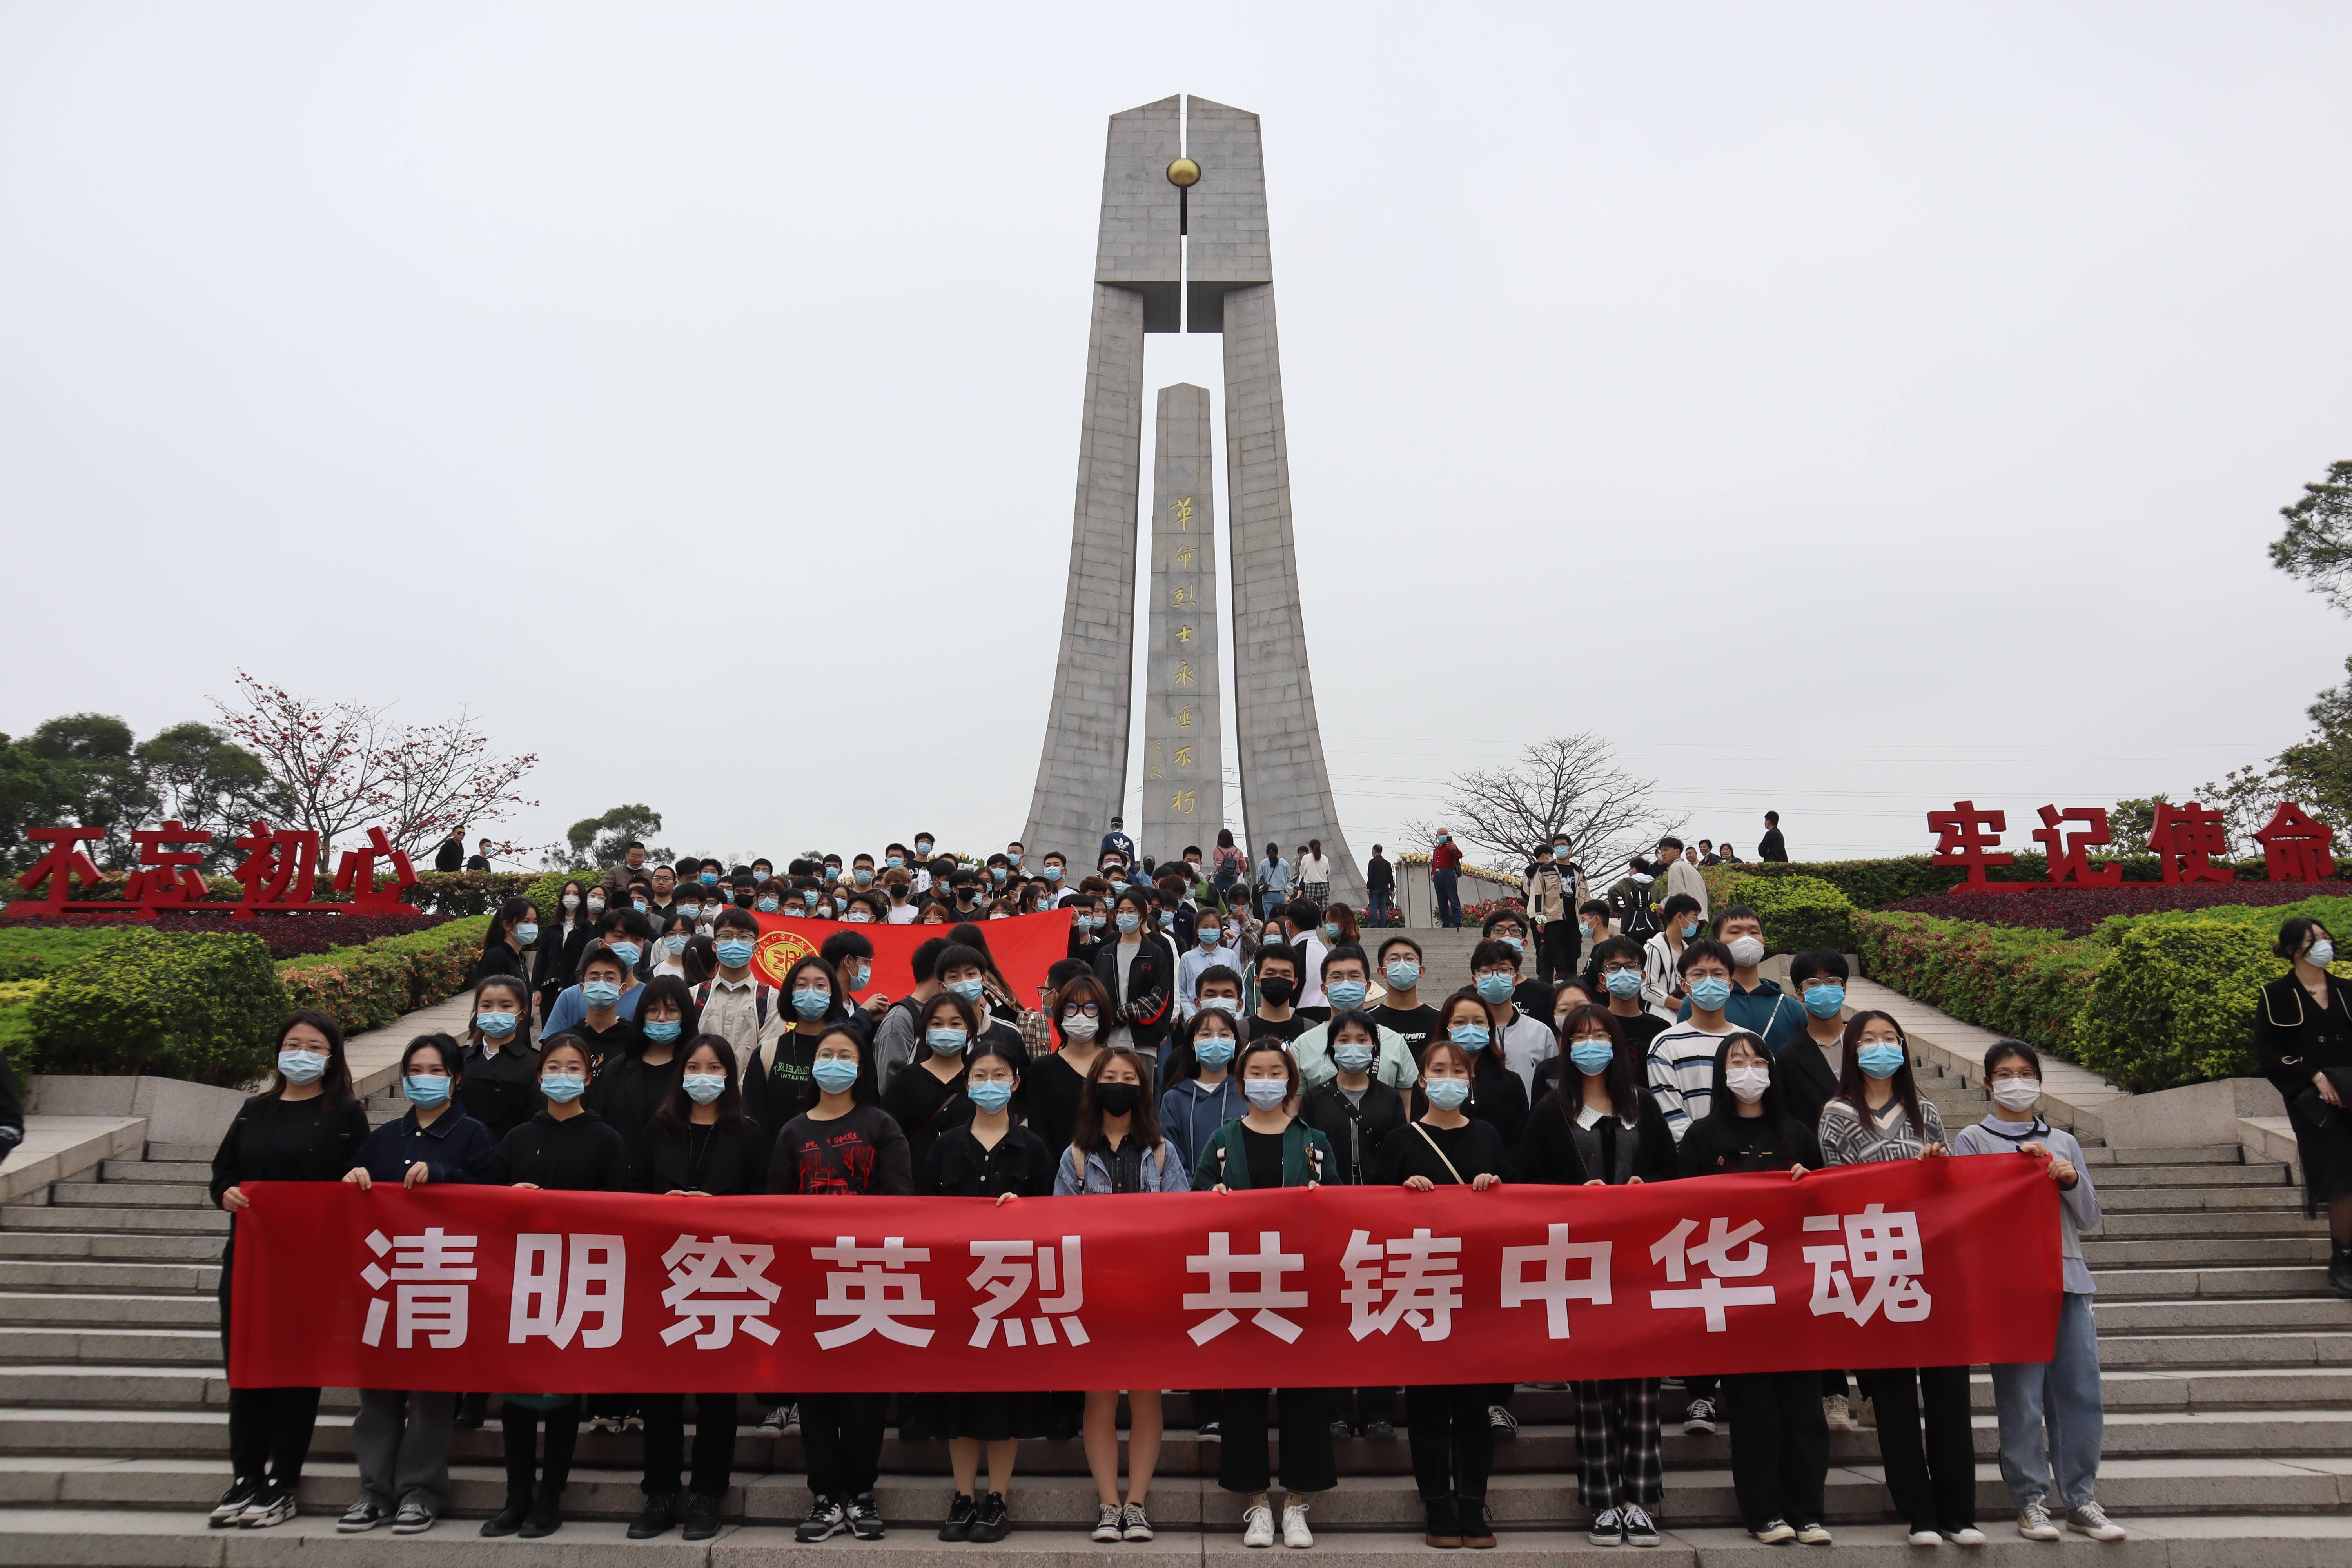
279, 917, 490, 1034
24, 930, 288, 1086
1725, 873, 1857, 955
2094, 893, 2352, 947
2071, 920, 2275, 1091
0, 924, 138, 981
0, 980, 39, 1086
1855, 911, 2109, 1056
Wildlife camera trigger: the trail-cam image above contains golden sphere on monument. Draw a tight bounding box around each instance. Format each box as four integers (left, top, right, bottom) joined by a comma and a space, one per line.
1165, 157, 1201, 188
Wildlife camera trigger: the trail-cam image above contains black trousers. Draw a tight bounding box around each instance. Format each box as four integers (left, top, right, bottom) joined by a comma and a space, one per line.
1722, 1372, 1829, 1530
500, 1400, 580, 1504
219, 1242, 322, 1488
1538, 924, 1580, 983
1218, 1388, 1336, 1495
642, 1393, 737, 1499
1334, 1385, 1397, 1430
1406, 1385, 1493, 1504
1870, 1366, 1975, 1533
801, 1392, 887, 1500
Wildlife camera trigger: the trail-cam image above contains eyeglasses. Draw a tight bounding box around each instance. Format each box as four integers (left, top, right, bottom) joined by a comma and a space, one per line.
1062, 1003, 1102, 1018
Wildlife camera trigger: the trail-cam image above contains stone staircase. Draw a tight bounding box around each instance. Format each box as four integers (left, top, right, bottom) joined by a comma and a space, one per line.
3, 1055, 2350, 1564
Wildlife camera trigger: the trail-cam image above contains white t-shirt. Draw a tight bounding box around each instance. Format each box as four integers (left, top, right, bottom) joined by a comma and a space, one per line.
886, 905, 919, 925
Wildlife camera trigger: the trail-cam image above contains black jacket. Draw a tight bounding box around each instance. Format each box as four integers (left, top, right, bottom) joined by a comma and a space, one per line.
434, 838, 465, 873
1676, 1108, 1822, 1176
922, 1122, 1057, 1198
1515, 1090, 1677, 1185
1299, 1078, 1406, 1185
1757, 828, 1788, 863
534, 917, 591, 1002
1093, 935, 1179, 1056
1775, 1034, 1843, 1143
210, 1093, 372, 1208
457, 1038, 540, 1144
475, 938, 532, 987
495, 1109, 630, 1191
2253, 973, 2352, 1103
1366, 855, 1394, 893
634, 1117, 770, 1195
587, 1045, 680, 1186
352, 1106, 501, 1185
0, 1054, 20, 1165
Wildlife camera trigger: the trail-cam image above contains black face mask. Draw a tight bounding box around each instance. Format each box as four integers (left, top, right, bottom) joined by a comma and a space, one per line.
1093, 1081, 1142, 1117
733, 892, 754, 909
1259, 977, 1297, 1007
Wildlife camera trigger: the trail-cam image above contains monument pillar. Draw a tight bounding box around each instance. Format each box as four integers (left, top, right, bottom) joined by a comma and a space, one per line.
1140, 383, 1223, 868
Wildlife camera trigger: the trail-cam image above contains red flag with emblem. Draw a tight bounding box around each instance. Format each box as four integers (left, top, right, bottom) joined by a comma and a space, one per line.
750, 907, 1074, 1005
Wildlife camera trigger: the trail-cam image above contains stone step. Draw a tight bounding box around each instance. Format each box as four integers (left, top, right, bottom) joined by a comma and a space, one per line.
0, 1204, 229, 1235
2093, 1265, 2331, 1299
143, 1142, 216, 1164
2092, 1165, 2294, 1189
2092, 1296, 2352, 1333
99, 1161, 212, 1185
2085, 1236, 2329, 1267
51, 1181, 214, 1209
0, 1230, 225, 1264
0, 1512, 2336, 1568
2097, 1210, 2327, 1240
2098, 1331, 2352, 1369
1, 1454, 2342, 1525
0, 1292, 218, 1329
5, 1260, 219, 1295
2097, 1186, 2307, 1214
2086, 1145, 2247, 1167
0, 1325, 221, 1365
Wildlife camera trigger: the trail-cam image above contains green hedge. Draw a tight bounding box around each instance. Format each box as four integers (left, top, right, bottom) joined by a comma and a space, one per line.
0, 980, 39, 1087
2072, 920, 2274, 1091
279, 916, 491, 1033
2093, 893, 2352, 946
22, 930, 289, 1086
0, 925, 136, 982
1724, 873, 1857, 954
1855, 911, 2109, 1056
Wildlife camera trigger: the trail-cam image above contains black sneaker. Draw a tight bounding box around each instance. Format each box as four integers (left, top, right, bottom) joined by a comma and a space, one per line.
847, 1492, 885, 1539
684, 1493, 722, 1541
1198, 1418, 1221, 1437
1487, 1405, 1518, 1440
453, 1393, 488, 1430
211, 1479, 259, 1529
969, 1491, 1011, 1544
799, 1495, 846, 1543
1365, 1419, 1395, 1439
939, 1493, 976, 1542
336, 1498, 388, 1533
480, 1497, 530, 1537
2330, 1246, 2352, 1299
237, 1482, 296, 1530
1330, 1418, 1357, 1439
628, 1493, 679, 1539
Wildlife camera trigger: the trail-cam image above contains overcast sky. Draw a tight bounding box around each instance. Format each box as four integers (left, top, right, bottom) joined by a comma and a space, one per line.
5, 4, 2350, 871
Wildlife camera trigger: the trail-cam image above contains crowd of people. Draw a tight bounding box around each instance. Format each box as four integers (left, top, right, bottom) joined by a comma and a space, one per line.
204, 820, 2118, 1552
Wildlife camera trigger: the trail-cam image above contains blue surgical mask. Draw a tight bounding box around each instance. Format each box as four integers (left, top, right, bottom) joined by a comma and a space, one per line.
1689, 976, 1733, 1012
791, 987, 831, 1019
916, 841, 933, 855
947, 978, 986, 1004
1681, 921, 1700, 940
1044, 866, 1062, 882
1385, 958, 1421, 991
700, 872, 718, 886
1199, 925, 1221, 947
1425, 1076, 1470, 1109
1327, 980, 1369, 1010
644, 1020, 682, 1044
1116, 912, 1140, 934
1450, 1022, 1490, 1050
1322, 922, 1340, 941
1475, 973, 1514, 1004
1857, 1042, 1907, 1080
403, 1073, 450, 1107
682, 1073, 726, 1104
803, 889, 819, 907
1802, 983, 1846, 1019
1195, 1036, 1236, 1068
1501, 935, 1524, 954
887, 856, 904, 869
664, 934, 688, 955
968, 1078, 1014, 1114
1334, 1042, 1376, 1073
854, 869, 874, 886
517, 922, 539, 947
926, 1028, 968, 1056
811, 1057, 860, 1094
476, 1010, 518, 1037
1570, 1041, 1615, 1076
752, 897, 775, 913
540, 1072, 586, 1103
991, 867, 1007, 883
717, 938, 757, 969
1201, 996, 1238, 1016
848, 962, 871, 991
581, 980, 622, 1009
607, 941, 642, 969
1242, 1076, 1290, 1109
1604, 969, 1643, 999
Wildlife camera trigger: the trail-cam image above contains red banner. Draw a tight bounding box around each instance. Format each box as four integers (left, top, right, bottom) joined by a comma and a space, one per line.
228, 1158, 2058, 1392
750, 908, 1071, 1003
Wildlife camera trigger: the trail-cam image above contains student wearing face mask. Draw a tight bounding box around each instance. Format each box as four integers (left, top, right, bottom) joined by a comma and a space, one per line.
1056, 1044, 1189, 1542
1093, 887, 1175, 1064
1292, 946, 1419, 1091
1376, 1035, 1508, 1548
1673, 1032, 1830, 1546
740, 954, 848, 1135
694, 908, 781, 1064
1953, 1041, 2122, 1544
768, 1026, 909, 1543
1177, 904, 1241, 1018
1419, 989, 1530, 1147
880, 992, 982, 1177
453, 977, 540, 1144
2253, 916, 2352, 1292
1465, 936, 1557, 1096
484, 1035, 627, 1539
626, 1035, 765, 1542
1158, 1005, 1248, 1172
1369, 936, 1441, 1056
650, 911, 695, 980
334, 1034, 495, 1537
1641, 895, 1703, 1016
1300, 1008, 1408, 1444
1818, 1011, 1978, 1547
1029, 973, 1112, 1156
872, 937, 950, 1093
535, 882, 593, 1012
1247, 944, 1307, 1045
1528, 980, 1602, 1103
1671, 907, 1802, 1054
1276, 899, 1332, 1018
205, 1013, 370, 1532
544, 911, 651, 1031
586, 973, 693, 1186
1194, 1041, 1335, 1550
917, 1039, 1052, 1544
472, 897, 539, 986
1646, 940, 1739, 1143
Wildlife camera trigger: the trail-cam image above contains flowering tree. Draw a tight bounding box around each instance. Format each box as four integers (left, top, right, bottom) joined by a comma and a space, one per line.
213, 671, 538, 857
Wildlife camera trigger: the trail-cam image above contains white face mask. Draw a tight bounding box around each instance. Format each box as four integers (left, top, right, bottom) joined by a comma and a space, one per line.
1725, 1065, 1770, 1104
1062, 1013, 1100, 1041
561, 894, 580, 910
1990, 1077, 2042, 1114
1726, 936, 1766, 969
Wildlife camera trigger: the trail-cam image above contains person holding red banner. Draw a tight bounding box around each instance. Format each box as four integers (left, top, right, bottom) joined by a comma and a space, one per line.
768, 1024, 911, 1542
742, 953, 851, 1137
1819, 1011, 1983, 1548
1029, 973, 1113, 1157
208, 1011, 371, 1532
1194, 1040, 1337, 1551
880, 991, 980, 1183
1675, 1031, 1833, 1547
1054, 1044, 1189, 1542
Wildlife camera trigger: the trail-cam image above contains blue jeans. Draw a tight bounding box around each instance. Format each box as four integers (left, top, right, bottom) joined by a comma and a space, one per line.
1367, 889, 1391, 925
1433, 869, 1461, 928
1990, 1290, 2102, 1509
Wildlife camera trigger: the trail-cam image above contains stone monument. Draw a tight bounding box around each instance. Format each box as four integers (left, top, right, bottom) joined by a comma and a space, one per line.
1022, 95, 1363, 907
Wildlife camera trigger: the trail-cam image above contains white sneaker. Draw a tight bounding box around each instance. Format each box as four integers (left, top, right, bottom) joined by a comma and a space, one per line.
1822, 1394, 1856, 1432
1907, 1528, 1942, 1546
2065, 1504, 2125, 1542
1281, 1504, 1314, 1548
1682, 1397, 1716, 1436
1753, 1520, 1796, 1544
1093, 1503, 1123, 1543
1796, 1522, 1833, 1544
756, 1404, 790, 1433
1243, 1504, 1276, 1548
1588, 1506, 1624, 1546
1944, 1527, 1987, 1546
1620, 1504, 1660, 1547
2017, 1501, 2060, 1541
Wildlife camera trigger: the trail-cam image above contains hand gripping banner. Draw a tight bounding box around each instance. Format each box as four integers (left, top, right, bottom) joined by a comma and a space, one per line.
229, 1156, 2059, 1392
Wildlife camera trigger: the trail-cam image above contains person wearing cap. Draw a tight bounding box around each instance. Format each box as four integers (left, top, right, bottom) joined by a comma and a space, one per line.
1100, 816, 1135, 869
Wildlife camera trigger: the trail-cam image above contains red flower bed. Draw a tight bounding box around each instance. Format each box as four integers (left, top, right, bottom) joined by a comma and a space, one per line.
1883, 881, 2338, 937
0, 912, 446, 959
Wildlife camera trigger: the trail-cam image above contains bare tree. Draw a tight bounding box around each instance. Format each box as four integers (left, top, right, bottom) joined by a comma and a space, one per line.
1408, 733, 1682, 874
213, 671, 539, 857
